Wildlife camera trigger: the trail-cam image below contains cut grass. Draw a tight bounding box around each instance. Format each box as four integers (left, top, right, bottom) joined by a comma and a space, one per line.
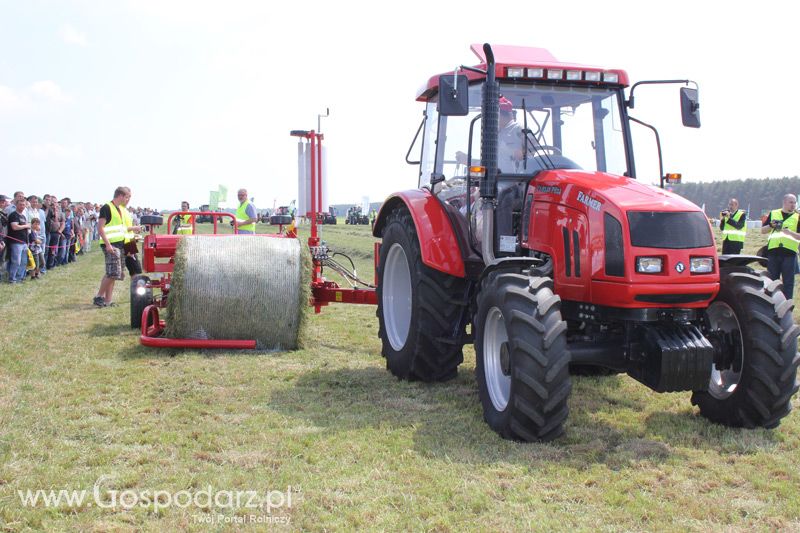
0, 223, 798, 531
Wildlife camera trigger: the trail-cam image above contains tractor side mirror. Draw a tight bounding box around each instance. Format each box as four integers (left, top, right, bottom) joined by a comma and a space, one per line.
680, 87, 700, 128
438, 74, 469, 116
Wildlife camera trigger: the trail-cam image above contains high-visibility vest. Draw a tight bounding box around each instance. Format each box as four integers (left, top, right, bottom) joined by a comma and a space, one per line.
236, 201, 255, 233
103, 202, 127, 244
722, 209, 746, 243
767, 209, 800, 253
177, 214, 194, 235
122, 208, 135, 243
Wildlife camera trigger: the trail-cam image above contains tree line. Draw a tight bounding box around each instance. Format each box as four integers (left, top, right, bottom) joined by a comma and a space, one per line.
671, 176, 800, 217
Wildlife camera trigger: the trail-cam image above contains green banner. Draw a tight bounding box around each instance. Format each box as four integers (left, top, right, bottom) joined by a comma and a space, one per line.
209, 191, 220, 210
218, 185, 228, 202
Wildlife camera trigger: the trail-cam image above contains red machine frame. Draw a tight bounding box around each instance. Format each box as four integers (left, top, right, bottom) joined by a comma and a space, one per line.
139, 131, 377, 348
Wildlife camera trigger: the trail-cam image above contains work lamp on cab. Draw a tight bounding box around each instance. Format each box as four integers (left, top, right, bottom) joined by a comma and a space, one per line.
526, 68, 544, 78
506, 67, 524, 78
584, 71, 601, 82
602, 72, 619, 83
636, 257, 663, 274
547, 69, 563, 80
566, 70, 582, 81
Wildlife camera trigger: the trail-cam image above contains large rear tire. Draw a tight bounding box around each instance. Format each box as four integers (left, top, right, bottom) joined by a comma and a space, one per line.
376, 207, 468, 381
474, 272, 571, 441
691, 271, 800, 428
130, 274, 153, 329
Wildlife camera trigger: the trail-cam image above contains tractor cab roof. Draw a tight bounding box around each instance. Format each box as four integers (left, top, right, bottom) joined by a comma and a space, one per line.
416, 44, 629, 102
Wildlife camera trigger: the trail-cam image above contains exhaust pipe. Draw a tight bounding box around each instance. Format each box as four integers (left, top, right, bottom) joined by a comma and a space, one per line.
479, 43, 498, 265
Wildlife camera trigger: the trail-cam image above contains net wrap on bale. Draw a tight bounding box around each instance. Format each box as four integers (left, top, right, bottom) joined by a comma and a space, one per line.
166, 236, 309, 350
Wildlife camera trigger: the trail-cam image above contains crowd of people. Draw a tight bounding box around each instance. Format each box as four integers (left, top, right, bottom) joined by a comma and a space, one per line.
0, 190, 158, 287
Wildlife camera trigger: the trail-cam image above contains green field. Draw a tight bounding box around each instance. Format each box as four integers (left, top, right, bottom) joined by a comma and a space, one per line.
1, 222, 799, 531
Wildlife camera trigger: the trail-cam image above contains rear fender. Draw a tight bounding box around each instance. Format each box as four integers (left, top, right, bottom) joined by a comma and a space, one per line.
373, 190, 466, 278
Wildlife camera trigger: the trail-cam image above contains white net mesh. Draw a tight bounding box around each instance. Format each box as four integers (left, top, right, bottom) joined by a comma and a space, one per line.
165, 236, 307, 350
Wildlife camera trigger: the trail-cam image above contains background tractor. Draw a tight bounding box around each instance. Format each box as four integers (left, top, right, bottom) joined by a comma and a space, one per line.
372, 44, 800, 441
270, 205, 293, 226
346, 206, 369, 225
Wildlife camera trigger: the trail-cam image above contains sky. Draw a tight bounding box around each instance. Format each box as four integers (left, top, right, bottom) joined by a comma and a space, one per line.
1, 0, 798, 210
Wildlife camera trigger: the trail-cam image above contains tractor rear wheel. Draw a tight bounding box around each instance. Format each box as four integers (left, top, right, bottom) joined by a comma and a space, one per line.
691, 271, 800, 428
376, 206, 468, 381
475, 272, 571, 441
130, 274, 153, 329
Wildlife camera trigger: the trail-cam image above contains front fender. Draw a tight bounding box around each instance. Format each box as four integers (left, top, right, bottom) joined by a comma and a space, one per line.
373, 190, 466, 278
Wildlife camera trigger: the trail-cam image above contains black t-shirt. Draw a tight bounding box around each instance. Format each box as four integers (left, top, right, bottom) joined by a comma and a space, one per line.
98, 204, 113, 222
763, 210, 797, 257
6, 211, 29, 244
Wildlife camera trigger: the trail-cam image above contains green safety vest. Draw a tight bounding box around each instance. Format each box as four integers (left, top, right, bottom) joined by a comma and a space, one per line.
122, 208, 134, 243
103, 201, 126, 244
236, 201, 255, 233
176, 214, 193, 235
767, 209, 800, 253
722, 209, 746, 243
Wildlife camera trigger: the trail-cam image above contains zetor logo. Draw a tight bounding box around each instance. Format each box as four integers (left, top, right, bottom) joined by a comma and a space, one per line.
576, 191, 601, 212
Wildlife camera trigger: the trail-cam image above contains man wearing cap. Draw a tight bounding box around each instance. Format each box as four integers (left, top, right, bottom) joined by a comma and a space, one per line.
497, 96, 525, 172
456, 96, 524, 173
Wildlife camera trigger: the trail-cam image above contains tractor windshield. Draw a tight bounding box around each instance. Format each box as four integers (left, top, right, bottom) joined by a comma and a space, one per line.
422, 82, 629, 187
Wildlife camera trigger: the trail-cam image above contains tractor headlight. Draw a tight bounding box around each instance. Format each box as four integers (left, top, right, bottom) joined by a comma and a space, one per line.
690, 256, 714, 274
136, 286, 147, 296
636, 256, 663, 274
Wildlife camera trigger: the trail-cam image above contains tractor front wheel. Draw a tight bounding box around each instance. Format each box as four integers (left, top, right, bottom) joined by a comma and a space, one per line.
691, 271, 800, 428
475, 272, 571, 441
376, 207, 468, 381
130, 274, 153, 329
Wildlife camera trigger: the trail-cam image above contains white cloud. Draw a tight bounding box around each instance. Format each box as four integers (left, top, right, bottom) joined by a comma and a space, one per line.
59, 24, 88, 46
9, 143, 83, 159
0, 85, 25, 112
30, 80, 71, 103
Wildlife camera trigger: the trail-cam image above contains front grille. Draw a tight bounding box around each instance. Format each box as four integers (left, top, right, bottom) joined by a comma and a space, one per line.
634, 293, 713, 304
628, 211, 713, 249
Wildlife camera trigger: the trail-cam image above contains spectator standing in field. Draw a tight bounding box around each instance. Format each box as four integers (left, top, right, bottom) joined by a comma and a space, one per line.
4, 191, 24, 215
46, 197, 65, 269
58, 198, 72, 265
6, 197, 31, 283
0, 195, 8, 282
235, 188, 258, 234
719, 198, 747, 255
28, 218, 44, 279
762, 193, 799, 299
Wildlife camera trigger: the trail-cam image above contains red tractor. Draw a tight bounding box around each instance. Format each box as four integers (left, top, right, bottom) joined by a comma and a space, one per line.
372, 44, 800, 441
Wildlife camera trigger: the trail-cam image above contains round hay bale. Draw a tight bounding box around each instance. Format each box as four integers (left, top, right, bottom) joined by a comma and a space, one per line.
165, 236, 309, 350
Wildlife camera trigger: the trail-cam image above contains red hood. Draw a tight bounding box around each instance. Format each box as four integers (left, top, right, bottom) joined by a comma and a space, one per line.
536, 169, 702, 213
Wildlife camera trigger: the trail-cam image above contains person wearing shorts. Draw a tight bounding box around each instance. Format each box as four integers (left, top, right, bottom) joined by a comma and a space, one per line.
93, 186, 139, 307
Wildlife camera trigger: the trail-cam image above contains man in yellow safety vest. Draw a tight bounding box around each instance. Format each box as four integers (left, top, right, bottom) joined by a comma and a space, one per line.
173, 201, 194, 235
718, 198, 746, 254
235, 188, 258, 234
93, 186, 141, 307
761, 193, 799, 299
